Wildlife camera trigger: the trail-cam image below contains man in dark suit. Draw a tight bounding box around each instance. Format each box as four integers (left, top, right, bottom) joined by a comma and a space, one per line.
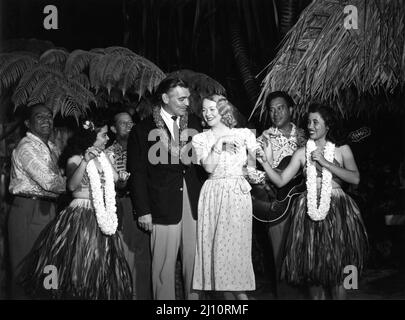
127, 78, 204, 300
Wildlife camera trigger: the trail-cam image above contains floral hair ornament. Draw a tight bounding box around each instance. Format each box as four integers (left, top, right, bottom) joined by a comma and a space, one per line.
83, 120, 95, 131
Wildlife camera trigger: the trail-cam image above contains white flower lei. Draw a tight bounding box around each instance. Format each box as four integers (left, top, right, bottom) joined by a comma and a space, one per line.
86, 152, 118, 235
305, 139, 335, 221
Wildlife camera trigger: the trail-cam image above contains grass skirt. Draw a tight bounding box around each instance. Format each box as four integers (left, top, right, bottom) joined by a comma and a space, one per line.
20, 199, 133, 299
281, 188, 368, 287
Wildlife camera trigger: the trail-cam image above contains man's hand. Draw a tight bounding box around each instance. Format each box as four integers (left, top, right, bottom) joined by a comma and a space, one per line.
138, 214, 153, 232
118, 170, 131, 182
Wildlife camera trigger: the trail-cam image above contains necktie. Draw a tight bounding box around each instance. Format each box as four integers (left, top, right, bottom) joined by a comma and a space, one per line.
171, 116, 180, 144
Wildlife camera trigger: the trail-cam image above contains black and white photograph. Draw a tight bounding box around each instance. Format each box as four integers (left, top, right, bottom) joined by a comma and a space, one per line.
0, 0, 404, 306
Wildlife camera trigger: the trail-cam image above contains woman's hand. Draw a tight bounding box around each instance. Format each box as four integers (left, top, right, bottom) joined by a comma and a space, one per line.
83, 146, 101, 162
311, 148, 329, 167
215, 135, 242, 154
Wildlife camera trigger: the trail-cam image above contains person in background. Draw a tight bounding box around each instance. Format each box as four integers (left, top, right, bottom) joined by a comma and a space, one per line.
254, 91, 306, 298
8, 104, 66, 299
106, 111, 152, 300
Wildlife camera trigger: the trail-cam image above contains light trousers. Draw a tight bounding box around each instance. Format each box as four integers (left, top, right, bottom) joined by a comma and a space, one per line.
151, 180, 199, 300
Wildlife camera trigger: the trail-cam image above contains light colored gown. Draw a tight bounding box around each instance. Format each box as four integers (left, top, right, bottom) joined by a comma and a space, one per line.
192, 128, 256, 291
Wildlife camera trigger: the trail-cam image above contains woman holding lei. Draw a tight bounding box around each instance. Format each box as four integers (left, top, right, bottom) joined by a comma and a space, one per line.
21, 118, 133, 299
257, 104, 368, 299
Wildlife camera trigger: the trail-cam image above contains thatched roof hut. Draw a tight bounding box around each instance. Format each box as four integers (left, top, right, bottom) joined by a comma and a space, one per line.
250, 0, 405, 124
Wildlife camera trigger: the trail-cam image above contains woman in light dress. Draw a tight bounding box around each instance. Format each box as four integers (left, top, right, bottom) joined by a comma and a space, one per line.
192, 95, 259, 300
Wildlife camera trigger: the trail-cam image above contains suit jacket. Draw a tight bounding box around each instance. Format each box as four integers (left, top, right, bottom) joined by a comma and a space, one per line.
127, 110, 205, 225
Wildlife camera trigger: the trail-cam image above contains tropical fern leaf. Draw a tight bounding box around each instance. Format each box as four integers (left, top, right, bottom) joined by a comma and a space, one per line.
70, 73, 91, 90
89, 54, 104, 92
90, 48, 106, 55
64, 49, 94, 77
105, 46, 135, 56
26, 73, 56, 106
90, 50, 164, 98
39, 48, 69, 69
102, 53, 126, 94
0, 54, 37, 95
45, 79, 93, 122
120, 58, 143, 95
12, 65, 61, 109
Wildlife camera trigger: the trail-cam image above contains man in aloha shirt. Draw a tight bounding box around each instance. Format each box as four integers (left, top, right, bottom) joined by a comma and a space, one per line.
106, 111, 152, 300
255, 91, 306, 298
8, 104, 66, 299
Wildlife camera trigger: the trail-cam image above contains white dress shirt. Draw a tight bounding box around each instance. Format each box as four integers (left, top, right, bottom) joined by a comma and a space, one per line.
160, 107, 180, 139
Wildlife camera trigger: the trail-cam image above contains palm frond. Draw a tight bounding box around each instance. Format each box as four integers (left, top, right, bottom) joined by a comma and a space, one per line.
251, 0, 405, 121
0, 53, 37, 95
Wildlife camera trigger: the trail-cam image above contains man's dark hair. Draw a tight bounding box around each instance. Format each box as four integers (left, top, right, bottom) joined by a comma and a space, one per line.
266, 91, 295, 109
155, 77, 189, 100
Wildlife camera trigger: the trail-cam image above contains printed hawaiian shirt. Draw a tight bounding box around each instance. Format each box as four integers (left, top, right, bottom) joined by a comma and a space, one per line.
257, 123, 307, 168
9, 132, 66, 198
105, 140, 127, 173
105, 140, 129, 197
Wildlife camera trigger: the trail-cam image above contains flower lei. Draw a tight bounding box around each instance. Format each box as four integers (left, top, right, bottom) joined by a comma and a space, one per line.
305, 139, 335, 221
86, 152, 118, 235
152, 106, 189, 158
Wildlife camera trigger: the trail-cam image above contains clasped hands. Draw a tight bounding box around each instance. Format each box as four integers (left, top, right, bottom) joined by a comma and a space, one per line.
214, 135, 243, 154
310, 148, 328, 167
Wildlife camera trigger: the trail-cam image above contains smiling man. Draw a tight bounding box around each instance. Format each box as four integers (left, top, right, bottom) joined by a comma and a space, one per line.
8, 103, 66, 299
127, 78, 204, 300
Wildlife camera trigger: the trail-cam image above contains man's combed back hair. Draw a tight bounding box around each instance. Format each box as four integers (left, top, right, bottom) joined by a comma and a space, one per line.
266, 91, 295, 108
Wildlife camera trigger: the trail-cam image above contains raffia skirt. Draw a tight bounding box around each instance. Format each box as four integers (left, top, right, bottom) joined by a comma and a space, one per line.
281, 188, 368, 287
20, 199, 133, 299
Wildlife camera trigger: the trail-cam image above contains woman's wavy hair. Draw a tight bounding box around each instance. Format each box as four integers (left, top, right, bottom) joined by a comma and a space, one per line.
307, 103, 345, 146
58, 117, 108, 168
203, 94, 238, 128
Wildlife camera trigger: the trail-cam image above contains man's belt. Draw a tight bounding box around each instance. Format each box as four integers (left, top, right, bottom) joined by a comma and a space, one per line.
15, 193, 58, 202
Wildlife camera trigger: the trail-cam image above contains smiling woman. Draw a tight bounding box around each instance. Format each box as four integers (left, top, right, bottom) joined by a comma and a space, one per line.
257, 103, 368, 300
